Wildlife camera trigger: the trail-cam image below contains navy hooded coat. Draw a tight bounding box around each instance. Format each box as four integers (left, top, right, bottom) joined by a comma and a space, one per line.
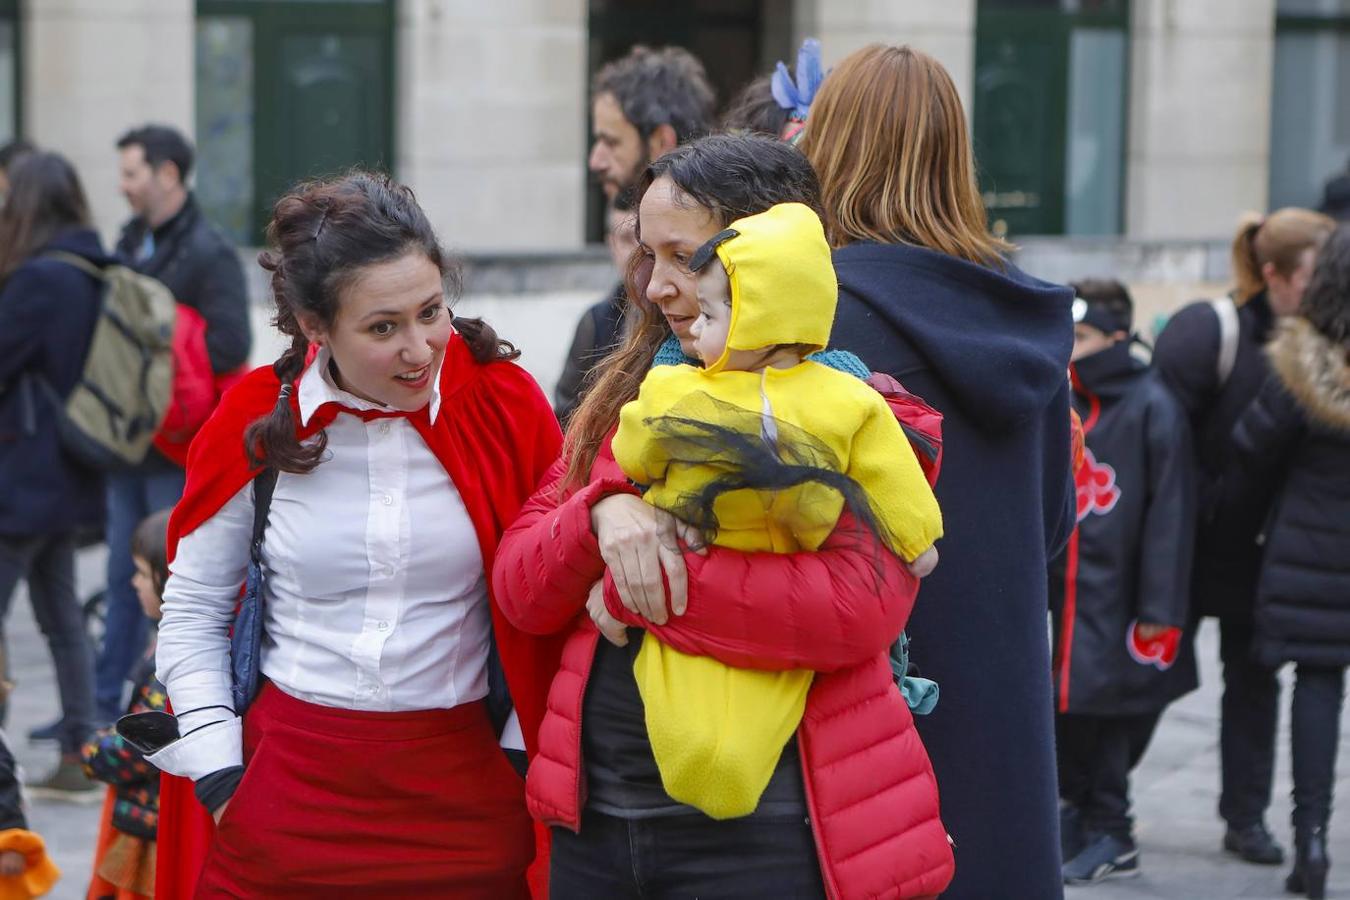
0, 228, 109, 537
829, 241, 1075, 900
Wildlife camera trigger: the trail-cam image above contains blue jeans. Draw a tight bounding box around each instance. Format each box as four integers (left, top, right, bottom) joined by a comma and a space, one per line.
95, 467, 184, 721
0, 532, 96, 753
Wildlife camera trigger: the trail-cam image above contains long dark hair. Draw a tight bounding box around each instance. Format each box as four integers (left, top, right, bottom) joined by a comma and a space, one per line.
245, 170, 516, 473
0, 151, 91, 279
562, 134, 822, 489
1301, 224, 1350, 349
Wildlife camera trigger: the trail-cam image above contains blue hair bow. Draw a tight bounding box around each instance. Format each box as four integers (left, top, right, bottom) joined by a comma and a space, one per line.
771, 38, 824, 120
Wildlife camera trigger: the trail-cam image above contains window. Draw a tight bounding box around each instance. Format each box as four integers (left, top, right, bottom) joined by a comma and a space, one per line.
1269, 0, 1350, 211
973, 0, 1130, 236
0, 0, 19, 144
196, 0, 395, 244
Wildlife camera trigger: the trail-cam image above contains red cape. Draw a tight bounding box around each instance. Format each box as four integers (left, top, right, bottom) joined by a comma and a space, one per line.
156, 335, 564, 898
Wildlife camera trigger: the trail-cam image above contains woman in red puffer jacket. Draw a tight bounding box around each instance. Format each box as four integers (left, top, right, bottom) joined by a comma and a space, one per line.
493, 134, 953, 900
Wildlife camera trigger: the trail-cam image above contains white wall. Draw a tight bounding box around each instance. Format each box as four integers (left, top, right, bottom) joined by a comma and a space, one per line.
23, 0, 194, 243
395, 0, 588, 252
1125, 0, 1276, 238
793, 0, 977, 110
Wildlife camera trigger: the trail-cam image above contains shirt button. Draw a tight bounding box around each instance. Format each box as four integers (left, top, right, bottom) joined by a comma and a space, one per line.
376, 620, 389, 631
379, 421, 391, 435
382, 494, 393, 506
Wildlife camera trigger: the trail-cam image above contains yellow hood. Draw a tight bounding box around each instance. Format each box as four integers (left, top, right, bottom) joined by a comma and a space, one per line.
701, 202, 837, 374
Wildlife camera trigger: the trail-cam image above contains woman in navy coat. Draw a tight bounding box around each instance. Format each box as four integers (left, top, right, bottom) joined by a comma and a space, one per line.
0, 151, 108, 787
801, 45, 1076, 898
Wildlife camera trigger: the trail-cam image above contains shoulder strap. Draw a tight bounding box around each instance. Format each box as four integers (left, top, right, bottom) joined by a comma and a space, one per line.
40, 250, 107, 281
250, 469, 278, 562
1209, 296, 1240, 388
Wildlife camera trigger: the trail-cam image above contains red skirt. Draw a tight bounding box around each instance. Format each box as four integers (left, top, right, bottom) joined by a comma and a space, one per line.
195, 683, 532, 898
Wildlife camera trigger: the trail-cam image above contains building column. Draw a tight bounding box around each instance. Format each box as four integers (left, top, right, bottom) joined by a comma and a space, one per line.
792, 0, 976, 110
1125, 0, 1276, 239
23, 0, 194, 240
396, 0, 587, 252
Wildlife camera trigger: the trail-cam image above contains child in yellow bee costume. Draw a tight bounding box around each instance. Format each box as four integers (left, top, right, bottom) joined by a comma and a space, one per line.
612, 201, 942, 818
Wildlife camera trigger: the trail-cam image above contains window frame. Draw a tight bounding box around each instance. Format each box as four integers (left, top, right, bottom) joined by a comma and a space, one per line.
196, 0, 396, 243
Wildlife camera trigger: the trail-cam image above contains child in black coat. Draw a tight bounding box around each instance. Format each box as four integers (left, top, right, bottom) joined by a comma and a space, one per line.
1051, 280, 1197, 886
82, 510, 171, 899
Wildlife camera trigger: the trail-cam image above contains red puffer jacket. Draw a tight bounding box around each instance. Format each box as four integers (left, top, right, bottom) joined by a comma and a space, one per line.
492, 440, 955, 900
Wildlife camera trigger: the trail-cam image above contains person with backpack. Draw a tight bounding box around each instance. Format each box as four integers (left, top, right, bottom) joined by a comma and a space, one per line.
1051, 280, 1197, 884
1153, 207, 1334, 865
77, 124, 251, 733
0, 151, 108, 795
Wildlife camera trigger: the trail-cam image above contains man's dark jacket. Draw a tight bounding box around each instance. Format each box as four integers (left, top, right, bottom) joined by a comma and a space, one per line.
0, 229, 108, 536
554, 283, 625, 423
115, 193, 250, 375
1153, 291, 1276, 620
829, 240, 1075, 900
1050, 342, 1198, 717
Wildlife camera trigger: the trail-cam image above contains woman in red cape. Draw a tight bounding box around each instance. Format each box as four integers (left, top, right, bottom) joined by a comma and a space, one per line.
150, 172, 563, 898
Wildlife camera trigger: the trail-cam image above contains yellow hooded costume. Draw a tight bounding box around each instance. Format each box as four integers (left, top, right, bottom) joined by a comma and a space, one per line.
612, 202, 942, 818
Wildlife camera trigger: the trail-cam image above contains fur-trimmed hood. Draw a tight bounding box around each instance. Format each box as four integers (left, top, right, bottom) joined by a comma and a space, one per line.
1268, 317, 1350, 433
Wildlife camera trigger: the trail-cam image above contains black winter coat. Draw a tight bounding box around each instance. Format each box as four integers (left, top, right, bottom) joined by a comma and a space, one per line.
1225, 318, 1350, 668
1154, 292, 1277, 620
0, 229, 109, 536
554, 282, 625, 424
830, 241, 1075, 900
115, 194, 251, 375
1049, 343, 1198, 716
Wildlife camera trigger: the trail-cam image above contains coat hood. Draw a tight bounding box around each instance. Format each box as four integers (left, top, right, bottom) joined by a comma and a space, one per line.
1268, 317, 1350, 433
1070, 341, 1145, 401
700, 202, 836, 374
40, 227, 114, 267
834, 241, 1074, 433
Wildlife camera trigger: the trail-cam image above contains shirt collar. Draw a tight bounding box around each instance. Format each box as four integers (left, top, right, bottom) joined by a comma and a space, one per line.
297, 346, 443, 427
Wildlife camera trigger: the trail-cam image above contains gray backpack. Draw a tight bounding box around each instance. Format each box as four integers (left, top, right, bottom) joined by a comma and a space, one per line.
39, 251, 176, 470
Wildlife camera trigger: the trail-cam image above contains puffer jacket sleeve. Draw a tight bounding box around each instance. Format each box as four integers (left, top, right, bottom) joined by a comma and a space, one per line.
492, 459, 639, 636
603, 508, 917, 672
1217, 374, 1306, 536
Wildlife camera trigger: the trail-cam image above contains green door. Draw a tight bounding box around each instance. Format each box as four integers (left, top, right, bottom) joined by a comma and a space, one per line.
974, 12, 1070, 237
974, 1, 1130, 238
197, 1, 394, 243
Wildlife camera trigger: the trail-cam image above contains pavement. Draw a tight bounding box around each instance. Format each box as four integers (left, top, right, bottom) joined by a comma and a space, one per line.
2, 544, 1347, 899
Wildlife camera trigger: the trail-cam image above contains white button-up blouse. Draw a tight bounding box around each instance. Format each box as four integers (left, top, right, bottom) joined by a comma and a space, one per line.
153, 349, 509, 779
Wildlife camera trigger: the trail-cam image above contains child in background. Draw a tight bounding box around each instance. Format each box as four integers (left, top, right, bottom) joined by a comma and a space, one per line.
0, 694, 60, 898
612, 202, 942, 819
83, 509, 171, 900
1051, 280, 1197, 885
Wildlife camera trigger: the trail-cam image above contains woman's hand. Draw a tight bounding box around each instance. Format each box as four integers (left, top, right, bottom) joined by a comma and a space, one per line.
587, 580, 629, 647
589, 494, 706, 624
212, 798, 230, 825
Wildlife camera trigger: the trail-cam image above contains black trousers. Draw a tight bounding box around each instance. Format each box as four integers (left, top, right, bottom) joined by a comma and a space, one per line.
0, 532, 96, 754
1056, 711, 1161, 840
1290, 664, 1345, 831
550, 808, 825, 899
1218, 617, 1281, 829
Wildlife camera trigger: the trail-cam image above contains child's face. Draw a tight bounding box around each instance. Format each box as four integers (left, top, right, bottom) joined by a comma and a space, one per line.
1071, 324, 1121, 363
132, 556, 163, 621
691, 261, 733, 366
